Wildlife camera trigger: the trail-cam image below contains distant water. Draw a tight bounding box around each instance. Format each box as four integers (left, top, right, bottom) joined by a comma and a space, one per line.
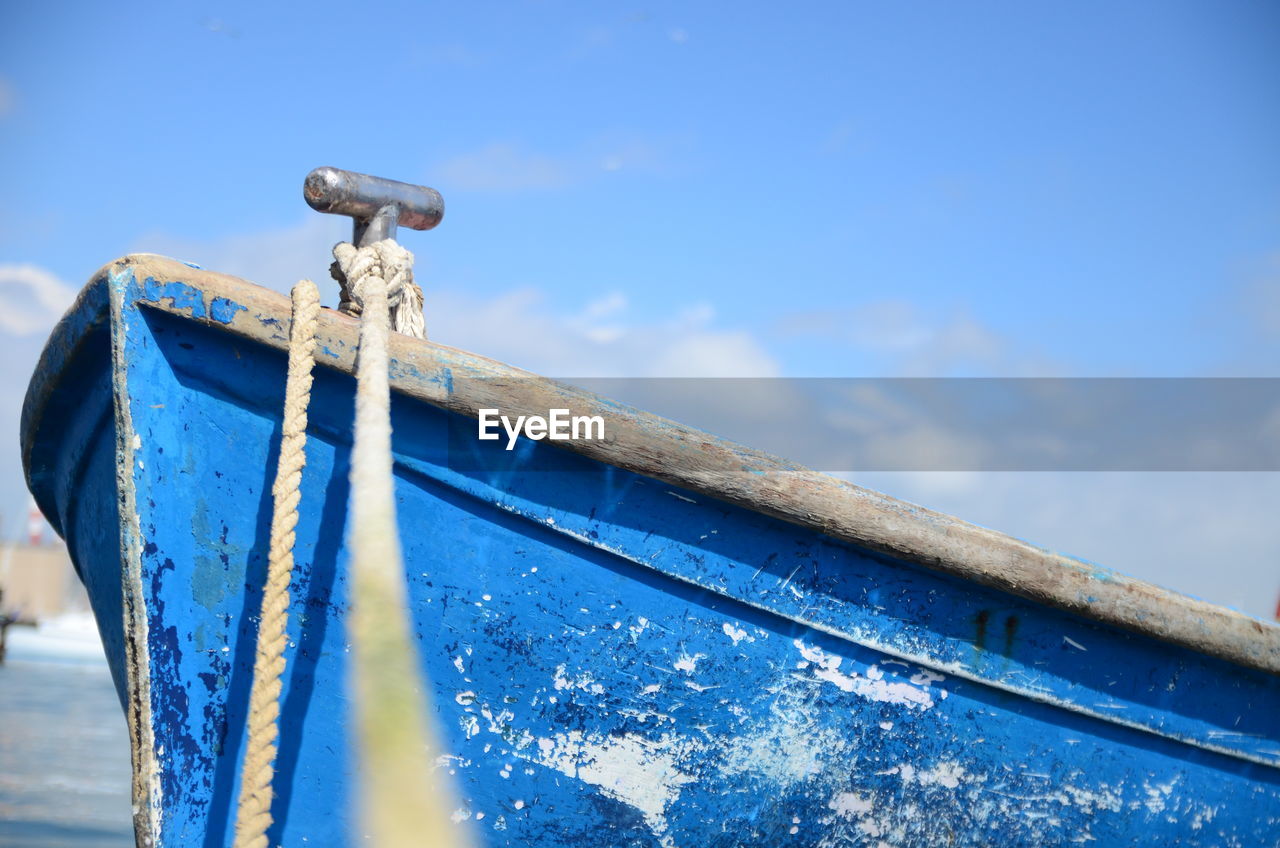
0, 619, 133, 847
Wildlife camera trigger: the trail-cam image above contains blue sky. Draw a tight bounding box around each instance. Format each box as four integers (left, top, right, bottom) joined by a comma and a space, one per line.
1, 1, 1278, 613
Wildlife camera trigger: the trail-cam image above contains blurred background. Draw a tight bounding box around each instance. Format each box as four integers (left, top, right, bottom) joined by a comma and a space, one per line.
0, 2, 1277, 844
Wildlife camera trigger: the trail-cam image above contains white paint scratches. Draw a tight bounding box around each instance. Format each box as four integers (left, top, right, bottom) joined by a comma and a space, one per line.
795, 641, 827, 665
875, 760, 971, 799
674, 652, 705, 673
434, 753, 469, 770
1142, 776, 1179, 815
722, 622, 753, 645
1058, 783, 1123, 815
480, 704, 520, 738
1062, 635, 1088, 651
1189, 802, 1219, 831
452, 655, 466, 674
718, 715, 850, 790
878, 763, 916, 784
829, 792, 874, 818
792, 640, 936, 710
826, 791, 894, 841
526, 730, 693, 846
666, 491, 698, 504
450, 808, 471, 823
914, 762, 966, 789
553, 663, 605, 695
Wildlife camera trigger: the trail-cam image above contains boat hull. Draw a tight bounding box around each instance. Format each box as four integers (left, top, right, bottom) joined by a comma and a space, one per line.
23, 257, 1280, 846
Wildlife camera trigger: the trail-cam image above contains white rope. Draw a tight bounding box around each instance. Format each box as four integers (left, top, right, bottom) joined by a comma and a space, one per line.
333, 240, 426, 340
232, 279, 320, 848
332, 240, 460, 848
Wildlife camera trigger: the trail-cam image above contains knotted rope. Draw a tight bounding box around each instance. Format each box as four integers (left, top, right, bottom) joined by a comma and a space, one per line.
332, 240, 458, 847
332, 240, 426, 340
232, 279, 321, 848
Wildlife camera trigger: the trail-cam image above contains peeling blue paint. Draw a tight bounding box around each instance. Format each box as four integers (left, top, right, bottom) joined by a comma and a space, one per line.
209, 297, 246, 325
142, 278, 207, 319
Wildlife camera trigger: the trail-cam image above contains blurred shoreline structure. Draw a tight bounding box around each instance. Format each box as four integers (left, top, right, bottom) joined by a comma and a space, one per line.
0, 535, 102, 666
0, 539, 91, 622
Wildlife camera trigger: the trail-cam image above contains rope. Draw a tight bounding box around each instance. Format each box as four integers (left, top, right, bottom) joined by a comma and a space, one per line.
232, 279, 321, 848
333, 240, 459, 848
331, 240, 426, 340
232, 242, 453, 847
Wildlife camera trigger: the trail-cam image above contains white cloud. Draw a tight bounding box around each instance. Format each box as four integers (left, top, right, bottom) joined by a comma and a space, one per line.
0, 263, 80, 546
587, 137, 667, 176
435, 143, 573, 192
0, 264, 78, 336
776, 299, 1059, 376
428, 287, 778, 377
133, 214, 348, 296
845, 470, 1280, 621
434, 136, 675, 193
820, 382, 993, 471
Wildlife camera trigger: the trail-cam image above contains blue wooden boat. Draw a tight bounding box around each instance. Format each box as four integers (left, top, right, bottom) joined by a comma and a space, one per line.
20, 254, 1280, 846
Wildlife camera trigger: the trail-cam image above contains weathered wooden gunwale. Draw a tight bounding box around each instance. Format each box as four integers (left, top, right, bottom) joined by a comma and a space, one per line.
21, 254, 1280, 676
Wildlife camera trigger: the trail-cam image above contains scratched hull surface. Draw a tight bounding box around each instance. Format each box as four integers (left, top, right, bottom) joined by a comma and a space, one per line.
22, 260, 1280, 847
